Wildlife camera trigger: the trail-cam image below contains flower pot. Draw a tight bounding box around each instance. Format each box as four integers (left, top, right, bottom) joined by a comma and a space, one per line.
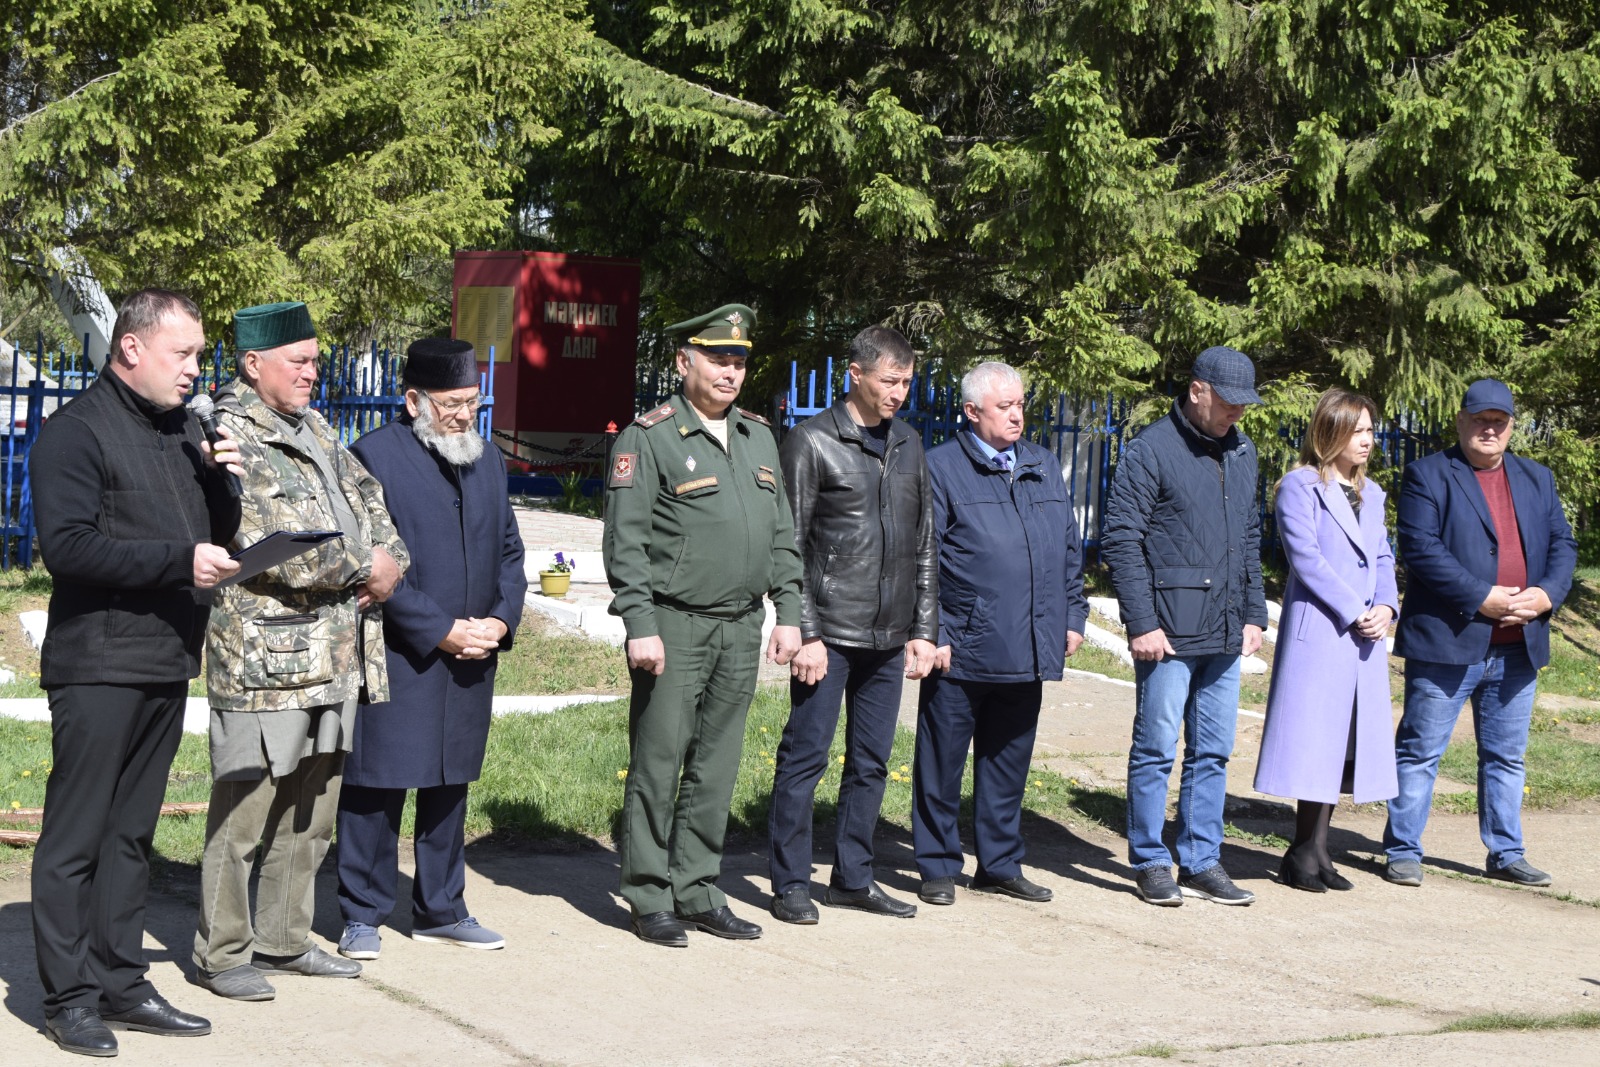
538, 571, 571, 597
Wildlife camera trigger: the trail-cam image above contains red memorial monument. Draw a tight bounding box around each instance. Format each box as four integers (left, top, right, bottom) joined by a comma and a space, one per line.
451, 251, 640, 468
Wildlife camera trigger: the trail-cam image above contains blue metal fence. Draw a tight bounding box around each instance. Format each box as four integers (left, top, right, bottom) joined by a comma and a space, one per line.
783, 358, 1129, 557
0, 335, 496, 569
782, 359, 1448, 562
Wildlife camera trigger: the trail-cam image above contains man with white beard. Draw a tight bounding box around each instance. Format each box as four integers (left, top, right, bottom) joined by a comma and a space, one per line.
335, 338, 527, 959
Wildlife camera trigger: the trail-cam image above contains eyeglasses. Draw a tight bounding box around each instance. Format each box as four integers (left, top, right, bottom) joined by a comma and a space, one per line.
424, 392, 482, 416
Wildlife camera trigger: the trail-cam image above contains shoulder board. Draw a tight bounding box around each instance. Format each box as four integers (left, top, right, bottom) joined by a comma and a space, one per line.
738, 407, 770, 426
633, 403, 676, 429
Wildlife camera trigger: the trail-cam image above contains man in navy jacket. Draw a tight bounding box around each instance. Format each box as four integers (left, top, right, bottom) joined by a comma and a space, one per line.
335, 339, 527, 958
1382, 379, 1577, 888
1103, 346, 1269, 907
911, 362, 1087, 906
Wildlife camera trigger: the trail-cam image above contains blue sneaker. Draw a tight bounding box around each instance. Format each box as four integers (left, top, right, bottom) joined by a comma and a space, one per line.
412, 917, 505, 950
338, 921, 381, 960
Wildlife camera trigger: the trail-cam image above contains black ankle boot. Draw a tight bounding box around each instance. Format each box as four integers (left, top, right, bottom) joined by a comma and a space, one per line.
1279, 845, 1328, 893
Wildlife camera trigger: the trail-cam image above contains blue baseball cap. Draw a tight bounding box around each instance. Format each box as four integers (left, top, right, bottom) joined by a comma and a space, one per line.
1192, 346, 1262, 406
1461, 379, 1514, 416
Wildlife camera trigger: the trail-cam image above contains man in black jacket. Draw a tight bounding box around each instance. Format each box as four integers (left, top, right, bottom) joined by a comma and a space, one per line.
1103, 346, 1269, 908
767, 325, 937, 924
30, 289, 243, 1056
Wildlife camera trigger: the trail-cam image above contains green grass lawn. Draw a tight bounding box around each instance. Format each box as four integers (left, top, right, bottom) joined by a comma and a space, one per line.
1438, 717, 1600, 811
1540, 566, 1600, 700
0, 722, 213, 870
1, 685, 1115, 869
463, 685, 1114, 846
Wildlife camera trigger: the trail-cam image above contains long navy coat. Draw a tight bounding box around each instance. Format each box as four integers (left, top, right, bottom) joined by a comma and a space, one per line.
345, 418, 527, 788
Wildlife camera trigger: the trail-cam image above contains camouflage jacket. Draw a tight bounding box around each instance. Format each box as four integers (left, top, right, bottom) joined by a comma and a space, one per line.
205, 380, 409, 712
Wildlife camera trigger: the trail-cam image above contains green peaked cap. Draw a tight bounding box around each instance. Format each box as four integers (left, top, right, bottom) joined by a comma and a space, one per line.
234, 301, 316, 352
666, 303, 755, 356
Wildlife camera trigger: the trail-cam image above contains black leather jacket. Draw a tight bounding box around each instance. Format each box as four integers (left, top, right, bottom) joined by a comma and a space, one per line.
780, 400, 938, 649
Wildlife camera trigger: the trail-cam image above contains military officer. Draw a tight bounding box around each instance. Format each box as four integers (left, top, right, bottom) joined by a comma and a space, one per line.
603, 303, 803, 947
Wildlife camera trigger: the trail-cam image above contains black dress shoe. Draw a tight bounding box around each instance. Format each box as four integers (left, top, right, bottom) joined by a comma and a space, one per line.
631, 911, 688, 947
45, 1007, 118, 1057
677, 905, 762, 940
821, 880, 917, 918
972, 873, 1053, 902
918, 877, 956, 905
770, 887, 819, 925
102, 996, 212, 1037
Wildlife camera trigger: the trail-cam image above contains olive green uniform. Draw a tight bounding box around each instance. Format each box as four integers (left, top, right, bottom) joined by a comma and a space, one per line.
603, 395, 802, 916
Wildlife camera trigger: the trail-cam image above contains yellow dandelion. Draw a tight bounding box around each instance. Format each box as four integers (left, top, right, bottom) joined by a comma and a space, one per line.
616, 769, 628, 780
1069, 778, 1079, 786
899, 765, 910, 774
836, 755, 845, 765
889, 772, 902, 783
1523, 785, 1530, 794
21, 770, 31, 778
1033, 779, 1043, 787
766, 757, 776, 766
9, 801, 19, 810
760, 726, 769, 734
759, 750, 769, 758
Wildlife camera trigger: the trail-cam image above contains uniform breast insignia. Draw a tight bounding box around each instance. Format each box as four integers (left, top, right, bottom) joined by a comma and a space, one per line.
755, 465, 777, 489
634, 403, 676, 429
610, 452, 637, 487
685, 455, 697, 472
673, 476, 719, 495
737, 407, 770, 426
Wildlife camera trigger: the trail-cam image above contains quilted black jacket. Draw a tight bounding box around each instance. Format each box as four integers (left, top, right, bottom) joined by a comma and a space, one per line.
31, 370, 241, 687
780, 400, 937, 649
1102, 401, 1268, 656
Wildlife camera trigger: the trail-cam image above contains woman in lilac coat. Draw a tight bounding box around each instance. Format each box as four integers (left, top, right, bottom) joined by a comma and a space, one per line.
1256, 388, 1399, 892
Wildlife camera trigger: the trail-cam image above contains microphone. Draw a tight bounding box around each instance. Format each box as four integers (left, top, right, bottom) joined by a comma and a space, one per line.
188, 394, 242, 499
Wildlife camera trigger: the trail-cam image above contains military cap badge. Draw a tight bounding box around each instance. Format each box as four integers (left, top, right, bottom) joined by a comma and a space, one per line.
666, 304, 757, 356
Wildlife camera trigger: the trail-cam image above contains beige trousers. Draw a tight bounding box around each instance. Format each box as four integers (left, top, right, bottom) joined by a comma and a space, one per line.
192, 752, 344, 972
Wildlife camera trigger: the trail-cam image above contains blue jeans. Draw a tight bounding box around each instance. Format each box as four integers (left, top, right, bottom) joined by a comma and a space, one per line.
1382, 644, 1538, 869
1126, 654, 1240, 875
768, 644, 904, 894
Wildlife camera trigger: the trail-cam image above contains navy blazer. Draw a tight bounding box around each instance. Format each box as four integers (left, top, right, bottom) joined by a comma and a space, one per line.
1394, 445, 1577, 669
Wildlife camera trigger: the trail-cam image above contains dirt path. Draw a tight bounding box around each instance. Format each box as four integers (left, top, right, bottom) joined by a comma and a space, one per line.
2, 669, 1597, 1066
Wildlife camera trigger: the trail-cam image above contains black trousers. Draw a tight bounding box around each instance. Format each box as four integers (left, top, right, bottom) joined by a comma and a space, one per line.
335, 783, 470, 929
32, 682, 186, 1017
768, 644, 905, 894
912, 676, 1043, 882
